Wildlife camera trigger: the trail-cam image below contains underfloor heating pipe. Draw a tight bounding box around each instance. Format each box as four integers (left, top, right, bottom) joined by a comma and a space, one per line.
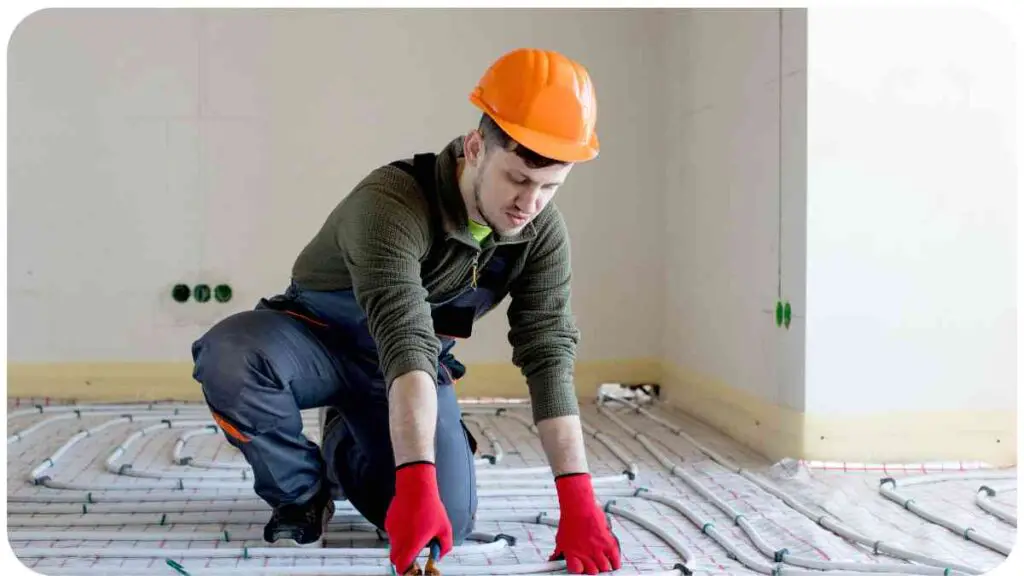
488, 406, 642, 482
106, 418, 624, 488
10, 404, 701, 576
173, 423, 511, 471
7, 487, 641, 518
7, 401, 205, 421
633, 488, 944, 576
597, 393, 985, 576
878, 476, 1013, 556
30, 412, 631, 492
975, 486, 1017, 527
7, 511, 546, 529
31, 562, 685, 576
15, 500, 693, 576
462, 415, 506, 465
595, 403, 972, 576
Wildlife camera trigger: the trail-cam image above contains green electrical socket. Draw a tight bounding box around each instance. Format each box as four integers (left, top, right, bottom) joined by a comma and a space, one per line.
171, 284, 190, 303
214, 284, 233, 303
193, 284, 211, 303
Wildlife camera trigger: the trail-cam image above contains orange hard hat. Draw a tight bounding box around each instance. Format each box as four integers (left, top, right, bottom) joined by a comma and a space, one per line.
470, 48, 599, 163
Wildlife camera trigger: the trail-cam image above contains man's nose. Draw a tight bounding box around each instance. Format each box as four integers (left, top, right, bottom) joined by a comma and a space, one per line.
516, 186, 543, 213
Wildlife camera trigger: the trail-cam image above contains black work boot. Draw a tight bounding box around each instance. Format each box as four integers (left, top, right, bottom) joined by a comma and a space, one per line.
264, 485, 335, 547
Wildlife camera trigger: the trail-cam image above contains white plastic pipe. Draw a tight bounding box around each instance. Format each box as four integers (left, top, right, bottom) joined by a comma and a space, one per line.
596, 393, 986, 576
13, 499, 692, 575
7, 401, 204, 421
462, 415, 505, 465
33, 562, 607, 576
490, 406, 641, 482
879, 478, 1013, 556
8, 412, 80, 444
595, 403, 969, 576
7, 529, 500, 545
975, 486, 1017, 527
6, 511, 548, 529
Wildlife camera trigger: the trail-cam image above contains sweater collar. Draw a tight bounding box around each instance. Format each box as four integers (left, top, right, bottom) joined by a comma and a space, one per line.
435, 136, 537, 248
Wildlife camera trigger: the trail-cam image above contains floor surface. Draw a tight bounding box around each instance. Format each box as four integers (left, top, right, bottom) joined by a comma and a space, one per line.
6, 391, 1018, 575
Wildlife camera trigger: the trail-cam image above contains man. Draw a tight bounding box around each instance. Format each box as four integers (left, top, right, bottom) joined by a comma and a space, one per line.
191, 47, 621, 575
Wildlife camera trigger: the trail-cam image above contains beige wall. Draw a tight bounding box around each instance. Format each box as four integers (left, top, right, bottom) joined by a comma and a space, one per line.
7, 8, 665, 372
8, 8, 1015, 466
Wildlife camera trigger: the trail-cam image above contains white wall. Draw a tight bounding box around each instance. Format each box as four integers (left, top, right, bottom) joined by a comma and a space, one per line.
662, 8, 808, 411
804, 7, 1017, 414
8, 8, 666, 365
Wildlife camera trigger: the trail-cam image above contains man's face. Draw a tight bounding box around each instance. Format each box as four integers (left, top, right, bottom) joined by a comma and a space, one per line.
469, 138, 573, 236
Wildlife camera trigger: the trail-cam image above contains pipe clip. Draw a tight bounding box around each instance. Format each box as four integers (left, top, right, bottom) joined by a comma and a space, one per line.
673, 563, 693, 575
879, 477, 896, 489
493, 533, 517, 546
773, 548, 789, 562
978, 485, 996, 497
603, 499, 617, 513
633, 487, 648, 496
118, 464, 132, 475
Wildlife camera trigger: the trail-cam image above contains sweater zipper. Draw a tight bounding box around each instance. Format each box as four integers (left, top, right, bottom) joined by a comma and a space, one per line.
434, 254, 479, 307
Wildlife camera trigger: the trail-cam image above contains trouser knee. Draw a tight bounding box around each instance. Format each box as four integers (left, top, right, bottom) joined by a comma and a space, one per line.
191, 313, 287, 441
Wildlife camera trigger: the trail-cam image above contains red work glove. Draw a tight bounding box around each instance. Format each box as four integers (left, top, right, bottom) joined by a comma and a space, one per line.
384, 462, 454, 573
550, 473, 622, 574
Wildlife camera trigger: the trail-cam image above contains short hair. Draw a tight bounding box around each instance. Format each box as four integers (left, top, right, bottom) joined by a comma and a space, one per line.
478, 113, 567, 169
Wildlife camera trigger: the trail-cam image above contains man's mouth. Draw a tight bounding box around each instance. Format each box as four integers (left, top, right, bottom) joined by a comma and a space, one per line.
507, 212, 529, 226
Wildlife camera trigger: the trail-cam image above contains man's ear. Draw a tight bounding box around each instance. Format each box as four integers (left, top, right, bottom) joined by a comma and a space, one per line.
463, 129, 485, 167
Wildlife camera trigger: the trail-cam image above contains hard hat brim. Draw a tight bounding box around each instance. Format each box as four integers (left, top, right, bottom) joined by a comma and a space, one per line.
471, 96, 599, 164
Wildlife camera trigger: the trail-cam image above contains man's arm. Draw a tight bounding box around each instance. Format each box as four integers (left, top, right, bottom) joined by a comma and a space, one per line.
389, 370, 437, 465
336, 183, 440, 464
506, 206, 584, 467
536, 415, 588, 476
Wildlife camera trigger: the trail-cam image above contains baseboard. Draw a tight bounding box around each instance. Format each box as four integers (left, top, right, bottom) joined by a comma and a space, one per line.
659, 363, 807, 463
660, 362, 1017, 467
5, 358, 663, 404
801, 410, 1016, 467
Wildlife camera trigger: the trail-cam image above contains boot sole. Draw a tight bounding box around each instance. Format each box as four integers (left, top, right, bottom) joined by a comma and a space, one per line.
266, 499, 336, 548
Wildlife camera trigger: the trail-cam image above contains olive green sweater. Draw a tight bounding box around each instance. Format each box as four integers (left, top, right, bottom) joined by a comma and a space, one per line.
291, 137, 580, 423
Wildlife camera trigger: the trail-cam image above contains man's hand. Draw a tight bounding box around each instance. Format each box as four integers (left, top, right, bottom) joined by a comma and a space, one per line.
385, 462, 454, 573
550, 472, 621, 574
385, 371, 453, 573
537, 415, 621, 574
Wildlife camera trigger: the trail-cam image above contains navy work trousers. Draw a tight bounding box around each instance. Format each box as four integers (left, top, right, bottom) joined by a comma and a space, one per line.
191, 283, 479, 542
